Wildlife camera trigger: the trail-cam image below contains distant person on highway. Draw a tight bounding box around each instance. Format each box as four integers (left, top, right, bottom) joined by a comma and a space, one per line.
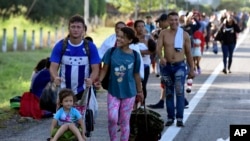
147, 13, 169, 109
219, 12, 240, 74
145, 15, 156, 35
157, 11, 195, 127
98, 21, 126, 59
134, 19, 155, 103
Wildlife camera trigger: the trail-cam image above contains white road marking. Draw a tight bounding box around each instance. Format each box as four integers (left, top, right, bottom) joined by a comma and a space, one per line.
160, 28, 249, 141
216, 137, 230, 141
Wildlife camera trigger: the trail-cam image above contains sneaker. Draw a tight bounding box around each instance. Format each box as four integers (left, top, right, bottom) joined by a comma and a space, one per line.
228, 70, 232, 73
194, 70, 198, 75
176, 119, 184, 127
85, 131, 91, 137
222, 69, 227, 74
197, 68, 201, 74
165, 119, 174, 126
147, 100, 164, 109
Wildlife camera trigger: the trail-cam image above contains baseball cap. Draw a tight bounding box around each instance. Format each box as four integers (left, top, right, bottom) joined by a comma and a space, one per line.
155, 13, 168, 22
126, 20, 134, 27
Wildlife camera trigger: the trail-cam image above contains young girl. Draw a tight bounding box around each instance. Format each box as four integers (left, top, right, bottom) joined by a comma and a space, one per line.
98, 27, 143, 141
50, 88, 86, 141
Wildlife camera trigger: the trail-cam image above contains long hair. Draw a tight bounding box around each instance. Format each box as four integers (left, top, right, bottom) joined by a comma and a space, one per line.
34, 58, 47, 72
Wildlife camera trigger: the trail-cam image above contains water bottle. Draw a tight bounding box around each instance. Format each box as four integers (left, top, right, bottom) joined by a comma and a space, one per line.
186, 78, 193, 93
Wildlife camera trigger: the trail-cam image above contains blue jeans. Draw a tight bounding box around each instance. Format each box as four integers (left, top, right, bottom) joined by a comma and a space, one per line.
160, 61, 187, 120
221, 44, 236, 70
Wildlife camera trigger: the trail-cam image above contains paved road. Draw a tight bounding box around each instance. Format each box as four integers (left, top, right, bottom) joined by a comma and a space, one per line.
1, 29, 250, 141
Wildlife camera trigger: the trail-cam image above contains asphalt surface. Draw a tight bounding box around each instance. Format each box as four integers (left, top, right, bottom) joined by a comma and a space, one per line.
1, 29, 250, 141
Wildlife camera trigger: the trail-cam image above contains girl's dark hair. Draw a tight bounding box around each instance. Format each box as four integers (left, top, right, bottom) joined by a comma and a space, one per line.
45, 57, 51, 69
58, 88, 76, 106
34, 58, 47, 72
85, 36, 93, 42
120, 27, 139, 44
147, 38, 156, 52
134, 20, 145, 28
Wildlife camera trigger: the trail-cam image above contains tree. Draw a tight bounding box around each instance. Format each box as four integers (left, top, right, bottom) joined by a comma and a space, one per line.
97, 0, 106, 17
0, 0, 105, 24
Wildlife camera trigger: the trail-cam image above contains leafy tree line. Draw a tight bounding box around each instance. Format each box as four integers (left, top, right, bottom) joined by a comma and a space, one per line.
107, 0, 250, 14
1, 0, 250, 24
0, 0, 106, 23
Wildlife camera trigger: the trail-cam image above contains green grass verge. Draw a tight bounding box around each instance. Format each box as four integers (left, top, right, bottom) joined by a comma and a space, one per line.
0, 49, 52, 108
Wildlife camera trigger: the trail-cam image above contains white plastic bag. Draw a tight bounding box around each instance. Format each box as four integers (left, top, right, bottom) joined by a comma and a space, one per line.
76, 86, 98, 119
88, 86, 98, 119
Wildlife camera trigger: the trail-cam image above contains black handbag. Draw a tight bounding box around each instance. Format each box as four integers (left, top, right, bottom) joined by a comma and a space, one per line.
101, 47, 116, 90
85, 108, 94, 137
101, 67, 111, 90
86, 87, 94, 136
80, 87, 95, 137
39, 82, 58, 113
214, 30, 223, 41
214, 25, 224, 42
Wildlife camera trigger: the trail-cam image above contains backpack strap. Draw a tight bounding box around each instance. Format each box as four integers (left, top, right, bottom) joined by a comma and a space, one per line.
60, 35, 70, 65
109, 47, 116, 65
83, 39, 91, 73
84, 39, 90, 58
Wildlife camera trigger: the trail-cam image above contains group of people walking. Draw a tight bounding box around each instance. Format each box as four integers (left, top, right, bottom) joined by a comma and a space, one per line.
31, 9, 246, 141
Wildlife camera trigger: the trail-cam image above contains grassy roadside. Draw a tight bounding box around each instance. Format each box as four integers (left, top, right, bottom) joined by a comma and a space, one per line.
0, 49, 51, 107
0, 48, 51, 123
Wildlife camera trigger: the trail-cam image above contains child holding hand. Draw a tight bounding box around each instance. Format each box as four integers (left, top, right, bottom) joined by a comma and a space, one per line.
50, 88, 86, 141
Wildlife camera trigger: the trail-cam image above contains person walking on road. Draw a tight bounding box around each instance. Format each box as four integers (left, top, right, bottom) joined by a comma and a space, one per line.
134, 19, 155, 103
218, 12, 241, 74
147, 13, 169, 109
49, 14, 101, 101
97, 27, 143, 141
98, 21, 126, 59
157, 11, 195, 127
